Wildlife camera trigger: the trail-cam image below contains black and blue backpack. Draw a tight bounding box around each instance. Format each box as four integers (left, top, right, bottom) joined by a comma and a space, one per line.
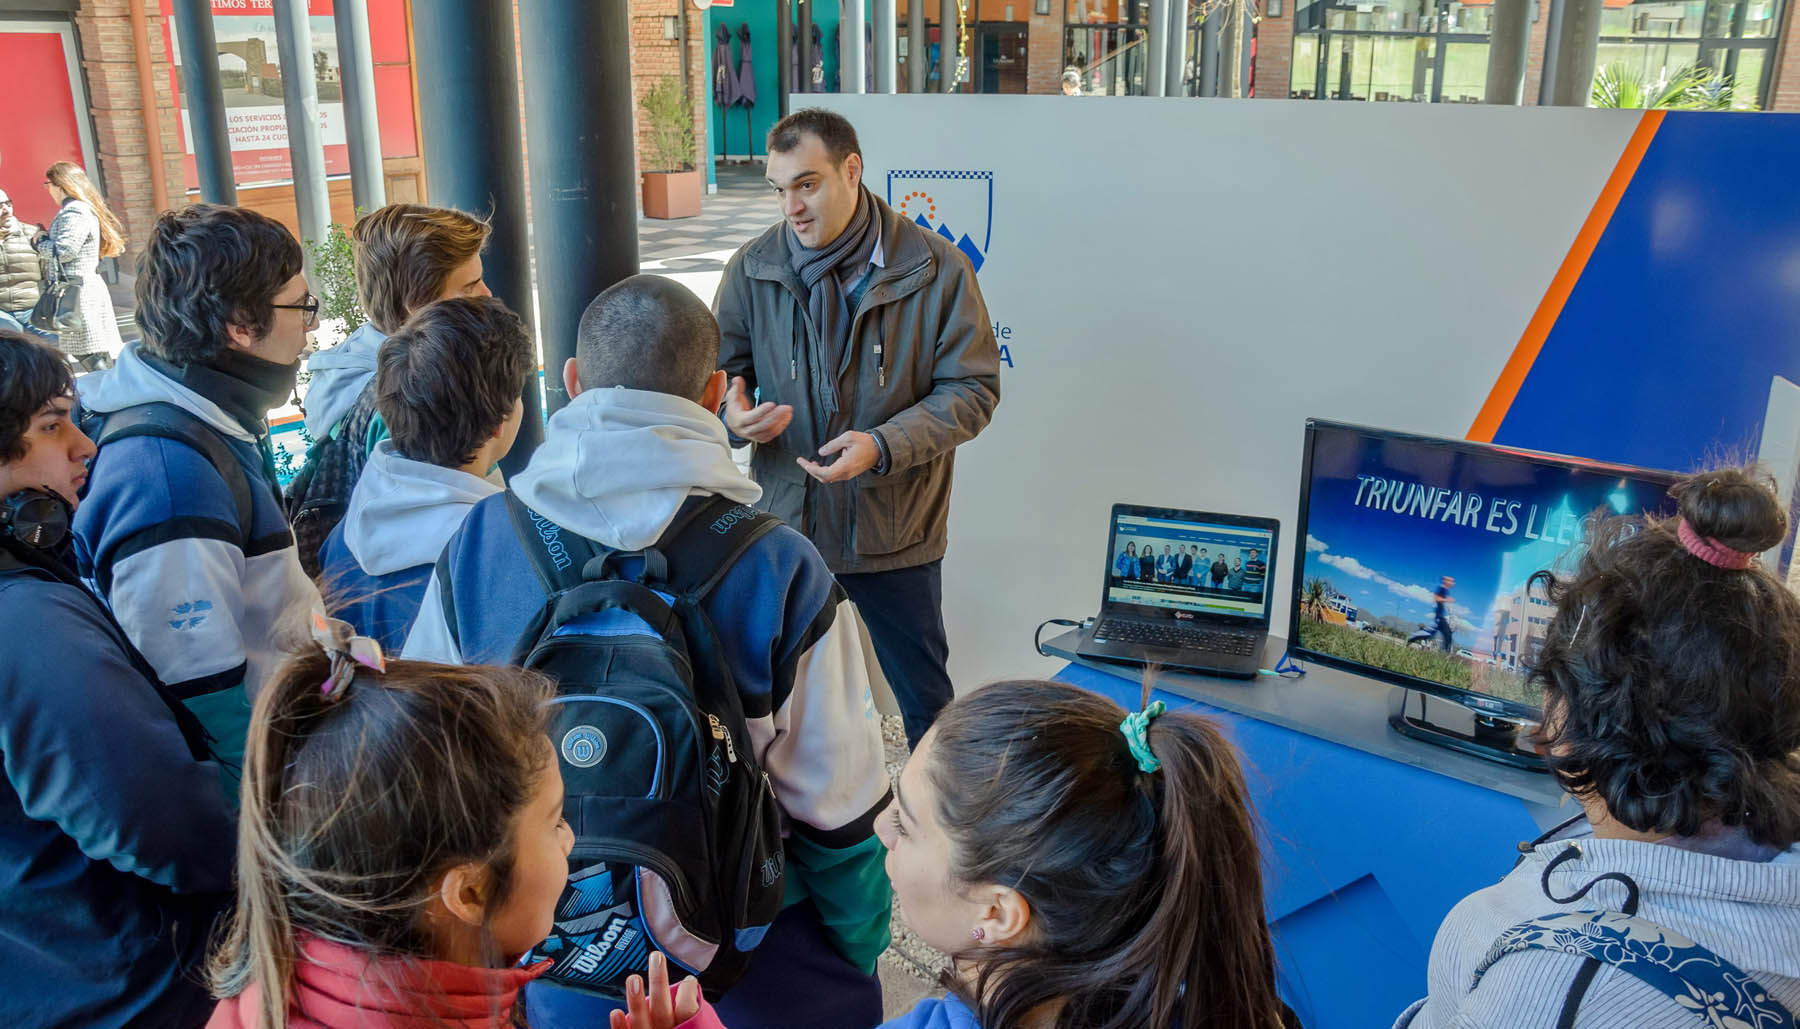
461, 490, 788, 999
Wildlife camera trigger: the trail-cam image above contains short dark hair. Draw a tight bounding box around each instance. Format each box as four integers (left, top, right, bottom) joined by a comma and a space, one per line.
574, 275, 718, 402
0, 330, 74, 463
767, 108, 862, 166
375, 297, 534, 469
1531, 466, 1800, 847
136, 204, 303, 366
352, 204, 492, 334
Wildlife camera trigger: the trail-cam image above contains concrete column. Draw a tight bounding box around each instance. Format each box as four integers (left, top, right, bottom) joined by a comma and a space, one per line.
518, 1, 638, 416
410, 0, 540, 469
333, 0, 386, 211
799, 0, 813, 92
1546, 0, 1604, 105
844, 0, 868, 92
908, 0, 927, 92
940, 0, 958, 91
779, 0, 793, 114
1148, 0, 1169, 96
271, 0, 330, 254
171, 0, 235, 203
1198, 7, 1220, 96
1167, 0, 1190, 95
876, 0, 898, 92
1485, 0, 1532, 103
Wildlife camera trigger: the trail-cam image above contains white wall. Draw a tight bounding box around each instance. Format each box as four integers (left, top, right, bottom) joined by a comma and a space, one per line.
812, 95, 1645, 690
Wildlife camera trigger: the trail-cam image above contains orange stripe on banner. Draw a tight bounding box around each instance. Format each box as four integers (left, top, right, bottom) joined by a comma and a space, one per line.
1467, 110, 1665, 443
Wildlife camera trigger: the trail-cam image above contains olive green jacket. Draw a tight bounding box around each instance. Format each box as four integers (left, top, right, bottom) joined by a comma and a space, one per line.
715, 195, 1001, 574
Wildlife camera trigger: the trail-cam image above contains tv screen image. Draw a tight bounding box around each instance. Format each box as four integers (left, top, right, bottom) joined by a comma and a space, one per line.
1291, 421, 1680, 718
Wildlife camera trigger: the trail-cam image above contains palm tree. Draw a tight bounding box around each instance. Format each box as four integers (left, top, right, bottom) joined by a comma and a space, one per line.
1591, 62, 1741, 111
1303, 577, 1332, 621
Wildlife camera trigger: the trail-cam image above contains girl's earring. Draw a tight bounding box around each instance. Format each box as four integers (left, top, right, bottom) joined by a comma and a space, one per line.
971, 927, 985, 942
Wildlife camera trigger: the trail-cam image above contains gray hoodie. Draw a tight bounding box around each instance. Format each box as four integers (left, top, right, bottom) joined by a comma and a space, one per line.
1397, 819, 1800, 1028
303, 321, 386, 440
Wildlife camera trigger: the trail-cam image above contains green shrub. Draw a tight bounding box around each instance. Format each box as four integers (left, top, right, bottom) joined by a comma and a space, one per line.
641, 76, 695, 173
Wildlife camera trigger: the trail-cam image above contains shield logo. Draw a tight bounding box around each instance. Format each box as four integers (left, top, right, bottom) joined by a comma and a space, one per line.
887, 170, 994, 272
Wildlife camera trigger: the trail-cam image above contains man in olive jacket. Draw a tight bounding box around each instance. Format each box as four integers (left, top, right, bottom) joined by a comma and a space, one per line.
714, 108, 1000, 747
0, 189, 45, 335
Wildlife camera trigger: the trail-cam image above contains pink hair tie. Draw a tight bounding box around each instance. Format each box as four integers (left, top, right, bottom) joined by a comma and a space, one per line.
1677, 519, 1756, 570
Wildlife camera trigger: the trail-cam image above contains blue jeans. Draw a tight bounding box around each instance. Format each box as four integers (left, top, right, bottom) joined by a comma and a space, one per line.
0, 307, 51, 340
837, 559, 953, 748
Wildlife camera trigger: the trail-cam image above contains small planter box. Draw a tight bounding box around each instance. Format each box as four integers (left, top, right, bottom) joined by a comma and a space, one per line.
642, 169, 702, 220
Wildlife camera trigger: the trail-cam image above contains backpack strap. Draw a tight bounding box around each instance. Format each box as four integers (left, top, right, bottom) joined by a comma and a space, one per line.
649, 494, 782, 732
503, 488, 609, 594
1474, 910, 1797, 1029
94, 403, 255, 547
653, 495, 782, 605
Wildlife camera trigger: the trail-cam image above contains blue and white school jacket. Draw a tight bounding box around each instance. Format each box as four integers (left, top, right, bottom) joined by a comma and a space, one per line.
74, 344, 321, 778
405, 386, 894, 971
318, 441, 500, 653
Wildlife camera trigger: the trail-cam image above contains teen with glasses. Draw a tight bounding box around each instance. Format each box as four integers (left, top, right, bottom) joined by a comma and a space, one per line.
74, 204, 323, 783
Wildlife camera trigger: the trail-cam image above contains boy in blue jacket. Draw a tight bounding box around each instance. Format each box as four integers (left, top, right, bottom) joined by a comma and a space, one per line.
405, 275, 893, 1029
318, 297, 531, 650
74, 205, 323, 781
0, 331, 235, 1026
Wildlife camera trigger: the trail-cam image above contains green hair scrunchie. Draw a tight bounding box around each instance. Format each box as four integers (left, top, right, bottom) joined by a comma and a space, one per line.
1119, 700, 1167, 774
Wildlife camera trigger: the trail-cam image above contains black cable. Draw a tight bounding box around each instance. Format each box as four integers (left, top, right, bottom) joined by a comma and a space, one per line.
1035, 618, 1082, 657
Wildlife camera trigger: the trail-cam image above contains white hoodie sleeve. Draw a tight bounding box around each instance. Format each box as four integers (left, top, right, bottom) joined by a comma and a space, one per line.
401, 572, 464, 664
750, 597, 889, 838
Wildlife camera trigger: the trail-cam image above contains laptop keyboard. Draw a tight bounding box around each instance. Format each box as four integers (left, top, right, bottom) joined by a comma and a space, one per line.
1095, 618, 1259, 656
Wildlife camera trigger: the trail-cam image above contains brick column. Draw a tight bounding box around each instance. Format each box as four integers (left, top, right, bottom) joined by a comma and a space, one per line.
627, 0, 710, 179
1027, 4, 1064, 94
1254, 6, 1295, 97
74, 0, 189, 261
1768, 0, 1800, 110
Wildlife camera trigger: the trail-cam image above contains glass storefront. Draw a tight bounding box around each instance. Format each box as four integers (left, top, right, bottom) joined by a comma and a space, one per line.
1290, 0, 1493, 101
1290, 0, 1782, 106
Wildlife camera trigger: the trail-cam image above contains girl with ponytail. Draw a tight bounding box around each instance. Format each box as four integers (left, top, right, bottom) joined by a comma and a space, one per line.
208, 615, 722, 1029
874, 679, 1288, 1029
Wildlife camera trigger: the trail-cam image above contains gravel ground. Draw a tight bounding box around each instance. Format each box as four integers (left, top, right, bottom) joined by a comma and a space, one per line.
878, 715, 950, 1016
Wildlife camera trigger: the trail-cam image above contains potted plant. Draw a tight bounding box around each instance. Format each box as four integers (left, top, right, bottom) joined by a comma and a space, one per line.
641, 75, 701, 219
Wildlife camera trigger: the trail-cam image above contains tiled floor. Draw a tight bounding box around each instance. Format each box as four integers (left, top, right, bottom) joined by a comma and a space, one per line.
637, 162, 775, 265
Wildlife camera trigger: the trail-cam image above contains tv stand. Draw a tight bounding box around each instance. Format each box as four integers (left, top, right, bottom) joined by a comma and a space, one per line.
1386, 688, 1548, 772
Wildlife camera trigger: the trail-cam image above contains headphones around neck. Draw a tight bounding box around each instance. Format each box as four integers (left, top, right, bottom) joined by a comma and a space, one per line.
0, 488, 72, 550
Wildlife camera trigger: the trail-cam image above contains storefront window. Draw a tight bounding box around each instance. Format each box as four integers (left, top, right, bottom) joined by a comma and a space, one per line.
1066, 0, 1150, 94
1291, 0, 1490, 101
1595, 0, 1780, 108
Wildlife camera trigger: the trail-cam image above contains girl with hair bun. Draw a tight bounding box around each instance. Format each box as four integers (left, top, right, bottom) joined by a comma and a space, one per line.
1399, 466, 1800, 1028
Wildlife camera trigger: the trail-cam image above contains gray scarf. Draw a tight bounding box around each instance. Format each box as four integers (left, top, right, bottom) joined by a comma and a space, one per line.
786, 186, 880, 417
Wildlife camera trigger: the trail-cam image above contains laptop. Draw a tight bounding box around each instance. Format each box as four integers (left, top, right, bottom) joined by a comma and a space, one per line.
1076, 504, 1281, 679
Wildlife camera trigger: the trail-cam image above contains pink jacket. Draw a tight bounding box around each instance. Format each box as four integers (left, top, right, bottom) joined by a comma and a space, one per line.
207, 935, 725, 1029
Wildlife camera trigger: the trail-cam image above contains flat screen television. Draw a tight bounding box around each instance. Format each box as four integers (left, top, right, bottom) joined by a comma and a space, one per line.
1289, 420, 1681, 767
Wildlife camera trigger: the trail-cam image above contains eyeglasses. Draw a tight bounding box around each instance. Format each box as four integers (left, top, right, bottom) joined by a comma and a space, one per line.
271, 292, 321, 329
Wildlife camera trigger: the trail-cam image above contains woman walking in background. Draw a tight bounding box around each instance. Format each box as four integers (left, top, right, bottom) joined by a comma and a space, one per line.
35, 162, 125, 368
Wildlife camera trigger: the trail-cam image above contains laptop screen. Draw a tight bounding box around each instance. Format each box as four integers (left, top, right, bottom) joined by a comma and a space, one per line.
1106, 511, 1275, 621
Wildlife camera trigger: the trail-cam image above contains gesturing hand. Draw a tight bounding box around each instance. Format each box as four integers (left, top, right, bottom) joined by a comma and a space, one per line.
798, 431, 880, 484
722, 376, 793, 444
607, 952, 702, 1029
